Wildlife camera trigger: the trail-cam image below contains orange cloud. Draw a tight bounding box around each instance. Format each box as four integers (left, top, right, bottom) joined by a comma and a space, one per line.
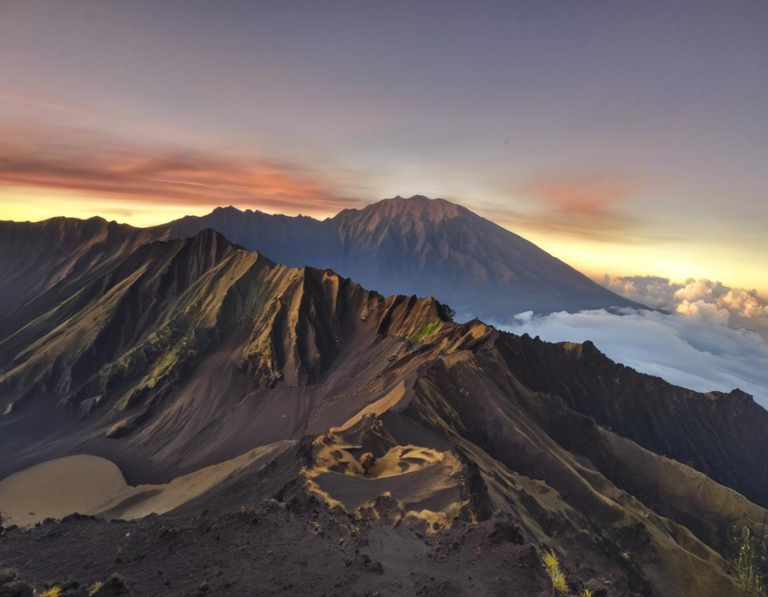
522, 174, 637, 215
486, 172, 652, 243
0, 123, 365, 218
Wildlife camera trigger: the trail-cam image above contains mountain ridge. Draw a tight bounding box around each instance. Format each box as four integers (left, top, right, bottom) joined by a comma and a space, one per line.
0, 196, 641, 344
154, 195, 642, 318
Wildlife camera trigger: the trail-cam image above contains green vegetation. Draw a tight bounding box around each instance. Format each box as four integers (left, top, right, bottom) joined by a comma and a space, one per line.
414, 321, 440, 341
439, 304, 456, 322
734, 526, 767, 597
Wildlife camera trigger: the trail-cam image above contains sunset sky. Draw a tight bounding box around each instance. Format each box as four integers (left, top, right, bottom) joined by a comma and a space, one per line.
1, 1, 767, 294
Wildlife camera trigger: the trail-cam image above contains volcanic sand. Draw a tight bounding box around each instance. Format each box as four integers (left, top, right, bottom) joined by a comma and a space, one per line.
0, 441, 293, 526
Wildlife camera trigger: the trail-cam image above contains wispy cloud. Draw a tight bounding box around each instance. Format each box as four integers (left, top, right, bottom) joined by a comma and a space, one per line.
486, 172, 658, 243
0, 123, 367, 218
522, 173, 636, 215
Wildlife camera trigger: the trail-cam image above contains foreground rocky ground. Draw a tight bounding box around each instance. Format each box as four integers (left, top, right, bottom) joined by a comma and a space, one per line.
0, 444, 643, 597
1, 495, 644, 597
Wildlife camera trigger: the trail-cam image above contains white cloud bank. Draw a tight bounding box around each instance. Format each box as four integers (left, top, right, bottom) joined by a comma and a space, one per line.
502, 308, 768, 409
603, 275, 768, 326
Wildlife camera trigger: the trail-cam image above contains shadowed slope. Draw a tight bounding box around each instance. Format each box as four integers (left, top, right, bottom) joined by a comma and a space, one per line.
0, 217, 153, 338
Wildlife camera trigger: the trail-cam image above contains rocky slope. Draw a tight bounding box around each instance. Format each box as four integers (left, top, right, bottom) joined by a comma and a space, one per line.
155, 195, 640, 318
0, 230, 765, 597
0, 217, 153, 340
0, 196, 638, 330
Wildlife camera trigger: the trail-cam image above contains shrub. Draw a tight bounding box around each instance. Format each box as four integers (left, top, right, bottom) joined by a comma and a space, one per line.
541, 548, 569, 596
734, 526, 767, 597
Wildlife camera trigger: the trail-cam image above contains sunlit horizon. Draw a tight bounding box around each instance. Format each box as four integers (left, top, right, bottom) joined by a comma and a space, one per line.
4, 187, 766, 299
2, 1, 766, 298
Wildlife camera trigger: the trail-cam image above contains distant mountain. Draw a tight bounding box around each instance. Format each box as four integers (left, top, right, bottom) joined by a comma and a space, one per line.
1, 229, 766, 597
154, 195, 640, 319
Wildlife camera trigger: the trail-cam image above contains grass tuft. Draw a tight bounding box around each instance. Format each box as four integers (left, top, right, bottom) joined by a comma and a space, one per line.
414, 321, 440, 341
541, 548, 569, 596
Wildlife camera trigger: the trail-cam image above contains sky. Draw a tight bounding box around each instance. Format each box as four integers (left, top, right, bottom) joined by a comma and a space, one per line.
1, 0, 767, 295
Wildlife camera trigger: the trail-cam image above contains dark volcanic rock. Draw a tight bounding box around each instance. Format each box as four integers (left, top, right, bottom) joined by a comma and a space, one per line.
488, 515, 525, 545
0, 571, 34, 597
0, 582, 34, 597
91, 574, 129, 596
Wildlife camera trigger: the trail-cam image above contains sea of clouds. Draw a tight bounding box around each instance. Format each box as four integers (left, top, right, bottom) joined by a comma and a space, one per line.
499, 307, 768, 409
